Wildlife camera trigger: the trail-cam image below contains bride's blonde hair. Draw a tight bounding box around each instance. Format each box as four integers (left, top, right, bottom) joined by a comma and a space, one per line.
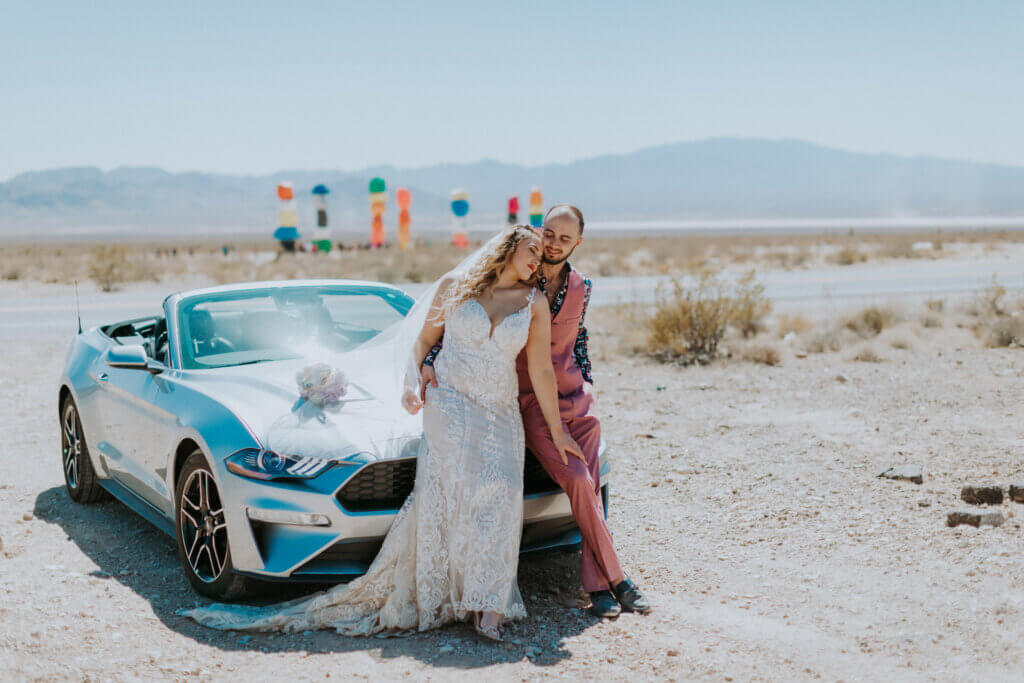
441, 224, 540, 320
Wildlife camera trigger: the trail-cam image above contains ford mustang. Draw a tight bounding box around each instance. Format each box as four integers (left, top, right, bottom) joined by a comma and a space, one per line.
58, 280, 610, 599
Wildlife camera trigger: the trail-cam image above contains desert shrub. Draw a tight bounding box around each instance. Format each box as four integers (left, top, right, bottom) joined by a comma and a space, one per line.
889, 337, 911, 350
804, 329, 843, 354
925, 298, 945, 312
743, 344, 781, 366
88, 246, 130, 292
832, 247, 867, 266
776, 313, 813, 338
921, 315, 942, 328
845, 307, 894, 337
729, 271, 772, 337
2, 267, 21, 281
643, 270, 770, 363
985, 315, 1024, 348
852, 347, 884, 362
967, 283, 1006, 317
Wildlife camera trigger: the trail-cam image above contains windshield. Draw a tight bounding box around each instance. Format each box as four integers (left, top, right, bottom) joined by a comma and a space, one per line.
176, 285, 413, 369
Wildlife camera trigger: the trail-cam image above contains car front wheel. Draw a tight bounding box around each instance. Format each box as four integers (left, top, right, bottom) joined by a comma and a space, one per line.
175, 450, 252, 600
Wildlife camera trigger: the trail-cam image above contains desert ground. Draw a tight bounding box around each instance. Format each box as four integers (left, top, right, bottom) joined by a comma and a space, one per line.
2, 232, 1024, 681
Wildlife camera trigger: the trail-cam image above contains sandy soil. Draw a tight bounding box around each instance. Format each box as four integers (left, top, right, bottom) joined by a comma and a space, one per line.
2, 280, 1024, 681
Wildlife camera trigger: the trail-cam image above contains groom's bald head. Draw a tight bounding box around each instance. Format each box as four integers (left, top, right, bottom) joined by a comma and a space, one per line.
544, 204, 584, 236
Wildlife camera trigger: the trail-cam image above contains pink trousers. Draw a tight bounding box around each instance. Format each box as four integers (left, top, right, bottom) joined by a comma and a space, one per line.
519, 395, 624, 593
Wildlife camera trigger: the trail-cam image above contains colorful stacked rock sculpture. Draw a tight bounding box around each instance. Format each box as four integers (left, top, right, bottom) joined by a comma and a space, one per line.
369, 177, 387, 248
311, 184, 331, 253
396, 187, 412, 250
528, 187, 543, 227
507, 196, 519, 225
450, 189, 470, 248
274, 182, 300, 251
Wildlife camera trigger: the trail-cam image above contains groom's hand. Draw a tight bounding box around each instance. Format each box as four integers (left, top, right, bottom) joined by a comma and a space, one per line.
553, 429, 586, 466
419, 364, 438, 403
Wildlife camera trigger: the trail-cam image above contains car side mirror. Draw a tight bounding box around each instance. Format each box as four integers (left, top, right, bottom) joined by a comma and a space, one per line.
105, 345, 163, 374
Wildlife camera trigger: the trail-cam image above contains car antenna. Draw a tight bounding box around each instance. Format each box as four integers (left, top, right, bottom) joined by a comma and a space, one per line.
74, 280, 82, 334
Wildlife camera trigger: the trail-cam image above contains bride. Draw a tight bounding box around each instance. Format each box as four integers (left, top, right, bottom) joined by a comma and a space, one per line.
183, 224, 583, 641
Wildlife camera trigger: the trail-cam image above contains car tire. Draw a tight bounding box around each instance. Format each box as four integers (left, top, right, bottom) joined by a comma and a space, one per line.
175, 450, 252, 600
61, 398, 107, 503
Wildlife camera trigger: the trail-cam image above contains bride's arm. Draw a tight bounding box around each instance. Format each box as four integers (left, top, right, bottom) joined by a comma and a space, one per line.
402, 275, 456, 414
525, 295, 585, 464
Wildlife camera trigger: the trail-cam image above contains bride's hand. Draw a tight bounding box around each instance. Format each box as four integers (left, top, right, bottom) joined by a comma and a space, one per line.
401, 390, 423, 415
553, 429, 585, 466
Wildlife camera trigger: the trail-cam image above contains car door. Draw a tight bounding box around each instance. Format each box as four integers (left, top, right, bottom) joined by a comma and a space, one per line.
94, 353, 171, 512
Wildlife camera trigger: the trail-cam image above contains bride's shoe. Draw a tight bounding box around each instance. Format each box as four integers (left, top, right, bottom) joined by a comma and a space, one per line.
473, 612, 503, 642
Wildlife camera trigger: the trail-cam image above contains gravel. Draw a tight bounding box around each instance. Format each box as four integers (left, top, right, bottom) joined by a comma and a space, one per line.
3, 285, 1024, 680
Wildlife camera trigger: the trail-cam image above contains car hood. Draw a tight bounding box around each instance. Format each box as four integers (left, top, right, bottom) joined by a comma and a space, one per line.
179, 348, 422, 462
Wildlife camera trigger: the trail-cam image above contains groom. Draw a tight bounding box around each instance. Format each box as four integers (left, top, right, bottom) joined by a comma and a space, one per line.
422, 205, 650, 618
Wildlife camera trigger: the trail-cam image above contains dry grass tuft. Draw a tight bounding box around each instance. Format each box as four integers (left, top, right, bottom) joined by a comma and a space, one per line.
925, 298, 945, 313
643, 270, 770, 364
776, 313, 813, 338
985, 315, 1024, 348
804, 329, 843, 354
852, 347, 885, 362
966, 283, 1007, 318
831, 246, 867, 266
845, 307, 895, 338
889, 337, 911, 350
921, 315, 943, 328
743, 344, 782, 366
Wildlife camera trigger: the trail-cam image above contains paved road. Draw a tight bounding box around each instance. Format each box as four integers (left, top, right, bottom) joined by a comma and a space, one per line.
3, 257, 1023, 336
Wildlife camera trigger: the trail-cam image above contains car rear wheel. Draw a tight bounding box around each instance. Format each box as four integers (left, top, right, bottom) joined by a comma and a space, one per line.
175, 450, 252, 600
61, 399, 106, 503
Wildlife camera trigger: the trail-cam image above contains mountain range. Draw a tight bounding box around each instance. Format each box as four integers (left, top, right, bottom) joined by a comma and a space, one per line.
3, 138, 1024, 237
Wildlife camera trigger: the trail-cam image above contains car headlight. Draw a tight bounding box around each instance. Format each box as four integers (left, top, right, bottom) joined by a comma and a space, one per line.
225, 448, 334, 481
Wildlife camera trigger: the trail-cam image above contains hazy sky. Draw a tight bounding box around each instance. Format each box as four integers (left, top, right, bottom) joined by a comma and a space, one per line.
3, 1, 1022, 180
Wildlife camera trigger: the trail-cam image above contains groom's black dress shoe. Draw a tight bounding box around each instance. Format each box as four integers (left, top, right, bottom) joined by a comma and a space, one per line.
588, 590, 621, 618
612, 577, 651, 614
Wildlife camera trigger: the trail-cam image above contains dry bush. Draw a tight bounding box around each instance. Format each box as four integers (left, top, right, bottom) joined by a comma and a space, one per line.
921, 315, 943, 328
966, 283, 1007, 317
743, 344, 781, 366
925, 298, 945, 312
88, 246, 131, 292
852, 347, 884, 362
776, 313, 813, 338
804, 329, 843, 354
831, 246, 867, 266
643, 270, 770, 364
2, 266, 21, 281
845, 306, 895, 338
985, 315, 1024, 348
730, 271, 772, 337
889, 337, 911, 350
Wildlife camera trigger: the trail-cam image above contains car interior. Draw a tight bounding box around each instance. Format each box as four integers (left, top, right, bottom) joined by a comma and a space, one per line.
102, 316, 169, 364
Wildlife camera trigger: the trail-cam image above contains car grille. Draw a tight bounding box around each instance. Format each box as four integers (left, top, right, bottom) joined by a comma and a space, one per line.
336, 458, 418, 512
335, 450, 562, 512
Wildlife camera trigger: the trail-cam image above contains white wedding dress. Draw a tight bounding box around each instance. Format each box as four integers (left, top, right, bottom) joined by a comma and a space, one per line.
183, 290, 536, 635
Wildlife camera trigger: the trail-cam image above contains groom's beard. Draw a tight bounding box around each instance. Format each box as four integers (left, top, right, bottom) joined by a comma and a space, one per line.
542, 246, 576, 266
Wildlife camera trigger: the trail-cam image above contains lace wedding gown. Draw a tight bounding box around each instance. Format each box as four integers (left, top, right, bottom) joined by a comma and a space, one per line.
183, 291, 536, 635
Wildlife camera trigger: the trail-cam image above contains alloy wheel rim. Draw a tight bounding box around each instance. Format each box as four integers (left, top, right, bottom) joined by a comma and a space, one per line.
179, 468, 228, 582
62, 405, 80, 489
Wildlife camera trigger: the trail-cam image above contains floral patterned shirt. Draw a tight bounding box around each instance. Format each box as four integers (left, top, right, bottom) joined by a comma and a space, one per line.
423, 263, 594, 385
